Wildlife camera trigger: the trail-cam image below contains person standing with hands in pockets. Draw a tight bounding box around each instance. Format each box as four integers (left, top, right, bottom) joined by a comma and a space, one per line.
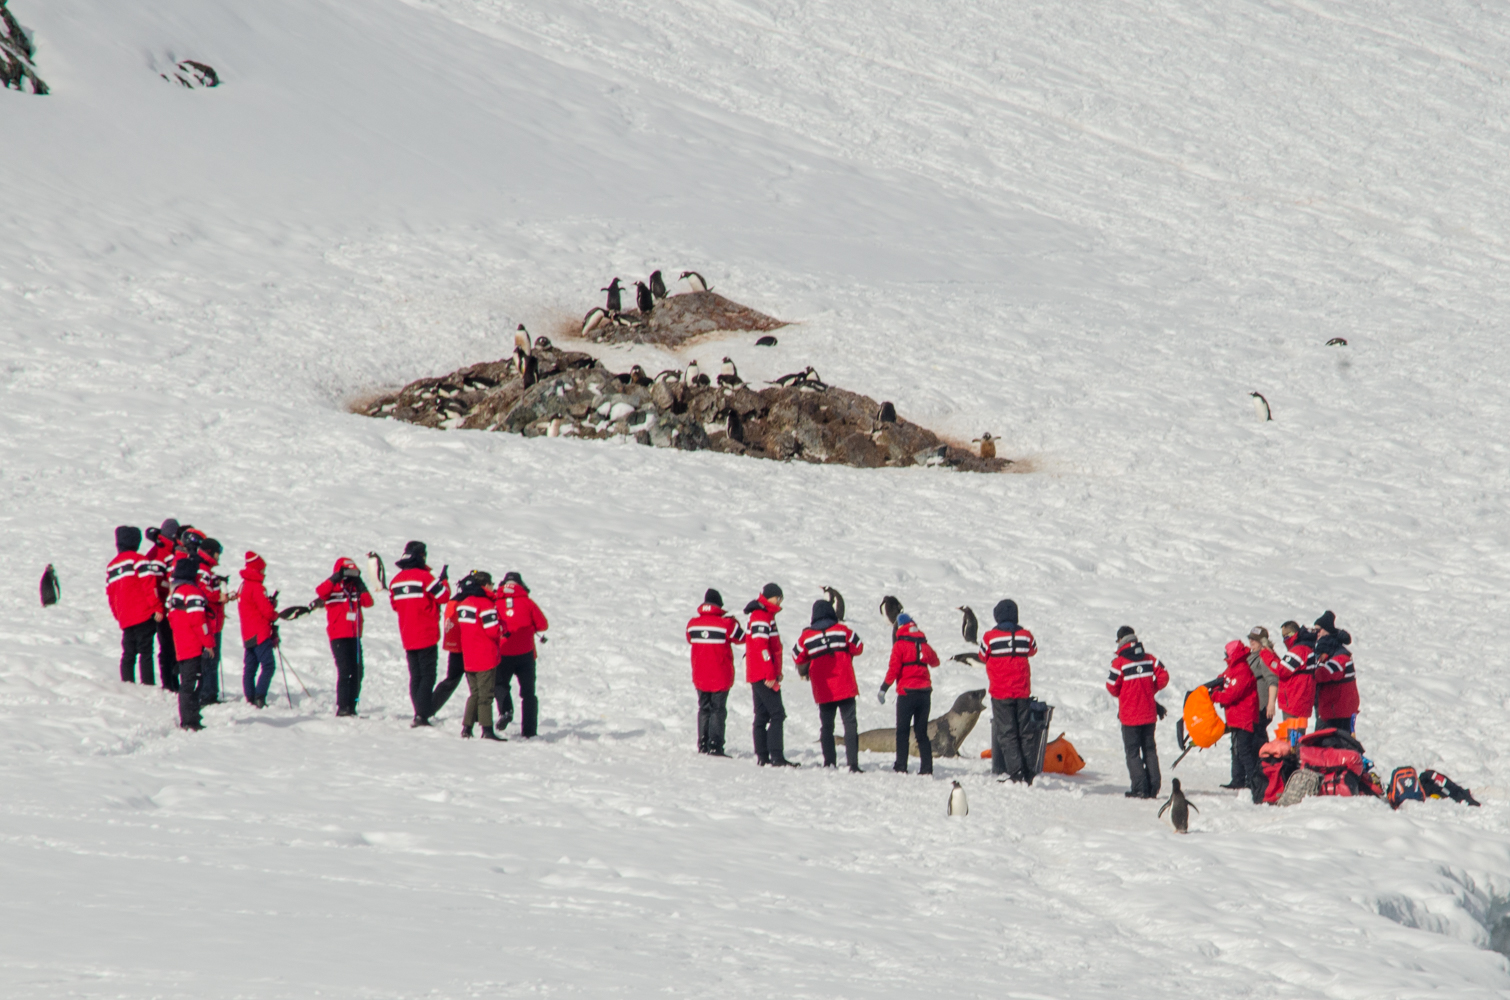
879, 612, 940, 776
744, 583, 795, 767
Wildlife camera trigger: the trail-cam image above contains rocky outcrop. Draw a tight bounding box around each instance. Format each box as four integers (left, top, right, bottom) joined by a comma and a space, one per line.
582, 291, 785, 348
362, 350, 1010, 472
1, 1, 48, 95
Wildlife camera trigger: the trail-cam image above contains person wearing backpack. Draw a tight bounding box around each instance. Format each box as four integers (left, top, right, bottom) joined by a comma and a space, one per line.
880, 613, 941, 776
1210, 639, 1264, 803
980, 600, 1038, 784
792, 599, 865, 771
1106, 626, 1169, 799
1312, 611, 1358, 733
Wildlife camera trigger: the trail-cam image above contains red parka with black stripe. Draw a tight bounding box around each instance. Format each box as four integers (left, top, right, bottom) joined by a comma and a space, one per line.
1211, 640, 1260, 730
883, 620, 939, 694
792, 623, 863, 704
1274, 632, 1318, 717
315, 558, 375, 640
1106, 637, 1170, 726
980, 624, 1037, 699
686, 603, 746, 692
388, 566, 450, 650
166, 581, 213, 661
106, 552, 162, 629
743, 596, 783, 686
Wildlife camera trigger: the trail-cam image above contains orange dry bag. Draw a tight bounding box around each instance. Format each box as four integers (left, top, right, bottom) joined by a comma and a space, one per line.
1041, 733, 1085, 774
1171, 686, 1226, 768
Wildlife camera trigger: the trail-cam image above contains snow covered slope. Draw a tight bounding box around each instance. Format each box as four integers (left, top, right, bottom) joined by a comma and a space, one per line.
5, 0, 1510, 996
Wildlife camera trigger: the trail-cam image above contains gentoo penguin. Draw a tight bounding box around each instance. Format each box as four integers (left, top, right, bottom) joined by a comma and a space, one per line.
1250, 391, 1272, 422
654, 368, 682, 383
548, 417, 562, 437
39, 564, 59, 607
1157, 778, 1198, 833
366, 552, 388, 592
948, 781, 969, 817
534, 335, 553, 351
513, 327, 538, 388
635, 281, 655, 315
957, 606, 979, 645
513, 324, 531, 355
878, 595, 903, 625
649, 269, 668, 300
602, 278, 623, 314
972, 432, 996, 459
755, 335, 778, 347
1326, 337, 1348, 346
679, 270, 709, 293
878, 401, 897, 424
717, 357, 742, 387
628, 364, 651, 387
581, 308, 608, 335
794, 370, 829, 391
726, 409, 745, 444
821, 585, 846, 621
686, 360, 710, 387
773, 367, 813, 387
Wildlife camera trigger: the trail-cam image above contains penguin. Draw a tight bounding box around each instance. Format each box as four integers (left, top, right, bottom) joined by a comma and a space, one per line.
957, 606, 979, 645
821, 585, 846, 621
1157, 778, 1198, 833
1250, 391, 1272, 422
628, 364, 652, 387
755, 335, 778, 347
602, 278, 623, 314
534, 335, 553, 351
948, 781, 969, 817
878, 595, 903, 625
513, 324, 531, 355
717, 357, 742, 387
686, 360, 710, 387
649, 269, 668, 300
39, 564, 60, 607
726, 409, 745, 444
548, 417, 562, 437
679, 270, 709, 293
793, 370, 829, 392
366, 552, 388, 592
1326, 337, 1348, 347
513, 333, 538, 389
773, 367, 813, 387
972, 432, 996, 460
277, 603, 313, 621
635, 281, 655, 315
877, 401, 897, 424
654, 368, 682, 383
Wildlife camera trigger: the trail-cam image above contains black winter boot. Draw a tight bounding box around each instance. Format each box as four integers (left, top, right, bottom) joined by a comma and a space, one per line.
461, 726, 474, 739
480, 726, 505, 741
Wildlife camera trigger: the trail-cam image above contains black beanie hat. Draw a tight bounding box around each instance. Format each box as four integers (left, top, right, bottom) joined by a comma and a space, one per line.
404, 540, 427, 562
1314, 609, 1337, 632
160, 518, 180, 541
171, 556, 200, 583
200, 538, 222, 559
115, 525, 142, 552
704, 588, 723, 607
993, 599, 1018, 625
761, 582, 783, 600
811, 599, 837, 625
1116, 625, 1136, 641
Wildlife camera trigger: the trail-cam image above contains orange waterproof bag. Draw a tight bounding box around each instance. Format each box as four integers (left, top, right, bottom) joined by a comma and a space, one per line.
1041, 733, 1085, 774
1171, 686, 1226, 769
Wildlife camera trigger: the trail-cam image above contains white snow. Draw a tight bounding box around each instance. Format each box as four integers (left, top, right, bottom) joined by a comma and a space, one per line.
5, 0, 1510, 996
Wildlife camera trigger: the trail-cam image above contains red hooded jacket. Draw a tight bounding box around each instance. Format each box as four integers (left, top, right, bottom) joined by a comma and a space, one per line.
166, 581, 213, 661
195, 551, 227, 636
315, 558, 374, 640
106, 551, 161, 629
456, 592, 503, 672
743, 596, 783, 686
883, 620, 939, 694
143, 536, 174, 602
792, 621, 863, 704
388, 565, 450, 650
1315, 645, 1359, 719
979, 624, 1037, 699
1275, 632, 1317, 717
237, 552, 278, 646
1106, 636, 1170, 726
686, 603, 746, 692
441, 598, 462, 654
1211, 640, 1259, 730
495, 583, 547, 657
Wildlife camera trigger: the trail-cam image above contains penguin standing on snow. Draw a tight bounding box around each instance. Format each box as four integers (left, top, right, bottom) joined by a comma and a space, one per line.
717, 357, 742, 387
948, 780, 969, 817
602, 278, 623, 315
581, 308, 609, 336
635, 281, 655, 315
649, 270, 668, 300
1250, 391, 1272, 422
1157, 778, 1198, 833
39, 564, 60, 607
366, 552, 388, 592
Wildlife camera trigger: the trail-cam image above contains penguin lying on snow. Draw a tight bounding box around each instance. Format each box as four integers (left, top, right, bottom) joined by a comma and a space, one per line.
581, 308, 609, 336
1326, 337, 1348, 346
755, 335, 778, 347
1158, 778, 1198, 833
680, 270, 710, 293
948, 781, 968, 817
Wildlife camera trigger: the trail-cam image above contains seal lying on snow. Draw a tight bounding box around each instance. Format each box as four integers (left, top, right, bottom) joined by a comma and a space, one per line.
856, 689, 987, 758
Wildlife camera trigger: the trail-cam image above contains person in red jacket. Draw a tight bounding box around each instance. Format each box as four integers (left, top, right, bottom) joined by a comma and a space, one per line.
1210, 639, 1263, 802
1274, 620, 1318, 733
165, 556, 211, 731
744, 583, 796, 766
1312, 610, 1358, 733
880, 613, 940, 776
430, 594, 467, 719
792, 599, 864, 771
142, 518, 181, 691
979, 599, 1038, 783
685, 589, 746, 757
314, 557, 375, 717
106, 525, 164, 685
454, 571, 505, 740
493, 571, 548, 738
237, 551, 279, 708
194, 538, 229, 706
1106, 626, 1170, 798
388, 540, 451, 727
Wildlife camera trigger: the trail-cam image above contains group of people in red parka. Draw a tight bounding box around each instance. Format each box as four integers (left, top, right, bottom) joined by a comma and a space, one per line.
1107, 611, 1361, 803
105, 522, 548, 737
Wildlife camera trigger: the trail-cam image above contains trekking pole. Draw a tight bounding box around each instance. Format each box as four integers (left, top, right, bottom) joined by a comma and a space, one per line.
278, 646, 313, 698
279, 654, 294, 708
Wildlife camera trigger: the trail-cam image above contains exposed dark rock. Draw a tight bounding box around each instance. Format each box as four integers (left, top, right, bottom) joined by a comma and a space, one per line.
161, 59, 219, 89
582, 290, 786, 348
0, 1, 48, 95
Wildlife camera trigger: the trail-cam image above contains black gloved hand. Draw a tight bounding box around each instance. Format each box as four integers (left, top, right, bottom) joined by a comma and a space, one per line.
145, 526, 160, 543
329, 571, 344, 584
439, 564, 449, 582
1155, 702, 1167, 720
353, 577, 369, 594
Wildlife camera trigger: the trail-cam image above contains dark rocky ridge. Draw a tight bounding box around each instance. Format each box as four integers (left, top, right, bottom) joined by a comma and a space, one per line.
1, 0, 48, 94
362, 348, 1008, 473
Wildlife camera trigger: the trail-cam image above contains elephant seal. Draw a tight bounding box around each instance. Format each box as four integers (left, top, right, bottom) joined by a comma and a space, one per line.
856, 689, 987, 758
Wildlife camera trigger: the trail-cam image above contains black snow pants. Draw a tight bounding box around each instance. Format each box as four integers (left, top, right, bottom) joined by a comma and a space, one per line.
1121, 722, 1160, 798
1230, 723, 1266, 803
894, 689, 932, 775
495, 653, 538, 737
751, 682, 787, 764
1318, 715, 1353, 734
330, 638, 363, 715
177, 655, 203, 729
120, 620, 157, 684
158, 617, 179, 691
818, 697, 860, 771
697, 689, 729, 754
991, 697, 1034, 782
406, 645, 438, 720
430, 652, 466, 716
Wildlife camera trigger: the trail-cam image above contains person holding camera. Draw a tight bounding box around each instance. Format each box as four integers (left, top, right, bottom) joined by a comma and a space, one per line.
314, 557, 375, 716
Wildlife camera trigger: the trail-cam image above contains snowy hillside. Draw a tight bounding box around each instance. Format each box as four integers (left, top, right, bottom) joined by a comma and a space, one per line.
5, 0, 1510, 996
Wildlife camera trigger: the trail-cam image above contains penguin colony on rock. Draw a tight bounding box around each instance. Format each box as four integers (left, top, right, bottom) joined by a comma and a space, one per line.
1, 0, 48, 94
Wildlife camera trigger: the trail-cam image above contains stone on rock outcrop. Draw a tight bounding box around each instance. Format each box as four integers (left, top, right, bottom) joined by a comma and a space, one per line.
583, 291, 785, 348
1, 1, 48, 95
161, 59, 219, 89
